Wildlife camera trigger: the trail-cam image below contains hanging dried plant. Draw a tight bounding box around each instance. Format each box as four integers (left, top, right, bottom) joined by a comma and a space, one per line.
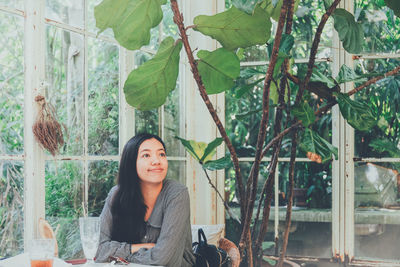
32, 95, 67, 156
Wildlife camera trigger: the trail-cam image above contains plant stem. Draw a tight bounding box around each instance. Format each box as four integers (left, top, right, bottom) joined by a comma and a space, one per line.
239, 1, 290, 263
277, 131, 298, 267
202, 168, 241, 224
169, 0, 246, 217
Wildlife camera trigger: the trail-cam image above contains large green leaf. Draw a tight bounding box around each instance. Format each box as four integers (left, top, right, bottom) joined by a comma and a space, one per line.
175, 137, 222, 164
292, 102, 316, 127
94, 0, 166, 50
310, 68, 336, 88
200, 137, 224, 163
197, 48, 240, 95
203, 155, 232, 171
335, 93, 377, 131
369, 139, 400, 158
335, 64, 368, 84
193, 5, 272, 50
124, 37, 182, 110
261, 0, 300, 22
299, 129, 338, 163
385, 0, 400, 17
332, 9, 364, 54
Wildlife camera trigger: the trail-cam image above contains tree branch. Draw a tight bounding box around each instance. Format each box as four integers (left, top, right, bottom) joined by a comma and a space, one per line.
239, 0, 290, 261
170, 0, 246, 217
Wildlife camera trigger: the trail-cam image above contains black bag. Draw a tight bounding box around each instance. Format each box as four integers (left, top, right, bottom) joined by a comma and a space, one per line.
192, 228, 230, 267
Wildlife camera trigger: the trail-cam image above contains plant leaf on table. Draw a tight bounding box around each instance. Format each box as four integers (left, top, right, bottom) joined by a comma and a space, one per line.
94, 0, 166, 50
123, 37, 182, 110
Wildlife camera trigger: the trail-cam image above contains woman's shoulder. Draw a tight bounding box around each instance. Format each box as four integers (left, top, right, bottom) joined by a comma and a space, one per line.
162, 179, 188, 199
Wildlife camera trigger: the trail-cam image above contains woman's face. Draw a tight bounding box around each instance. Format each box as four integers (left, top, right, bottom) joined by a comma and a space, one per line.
136, 138, 168, 185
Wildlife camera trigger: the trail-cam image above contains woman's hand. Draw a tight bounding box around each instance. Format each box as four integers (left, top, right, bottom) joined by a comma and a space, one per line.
130, 243, 156, 254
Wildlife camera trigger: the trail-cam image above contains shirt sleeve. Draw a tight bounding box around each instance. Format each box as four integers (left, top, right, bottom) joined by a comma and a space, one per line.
126, 188, 190, 266
95, 188, 132, 262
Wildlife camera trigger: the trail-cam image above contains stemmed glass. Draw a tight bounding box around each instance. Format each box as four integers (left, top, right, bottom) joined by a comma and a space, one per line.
79, 217, 100, 266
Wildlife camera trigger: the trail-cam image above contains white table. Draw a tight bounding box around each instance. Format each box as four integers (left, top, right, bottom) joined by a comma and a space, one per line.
0, 254, 160, 267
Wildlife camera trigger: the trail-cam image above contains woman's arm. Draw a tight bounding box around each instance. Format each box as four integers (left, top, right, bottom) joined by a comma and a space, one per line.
131, 243, 155, 254
95, 188, 132, 262
126, 188, 191, 266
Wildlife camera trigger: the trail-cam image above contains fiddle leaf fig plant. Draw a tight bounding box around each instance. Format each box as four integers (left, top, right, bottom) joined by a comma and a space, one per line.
94, 0, 166, 50
123, 37, 182, 110
197, 48, 241, 94
292, 102, 316, 127
299, 128, 338, 163
193, 5, 272, 50
332, 8, 364, 54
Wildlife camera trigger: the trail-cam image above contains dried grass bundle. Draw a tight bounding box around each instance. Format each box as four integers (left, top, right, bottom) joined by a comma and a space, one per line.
32, 95, 67, 156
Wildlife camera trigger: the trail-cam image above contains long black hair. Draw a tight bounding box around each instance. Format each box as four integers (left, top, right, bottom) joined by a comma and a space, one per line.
110, 133, 166, 243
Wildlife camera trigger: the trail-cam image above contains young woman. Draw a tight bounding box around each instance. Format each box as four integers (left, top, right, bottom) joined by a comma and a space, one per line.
95, 133, 195, 267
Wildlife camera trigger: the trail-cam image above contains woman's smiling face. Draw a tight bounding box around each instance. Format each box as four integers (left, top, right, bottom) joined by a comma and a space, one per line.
136, 138, 168, 185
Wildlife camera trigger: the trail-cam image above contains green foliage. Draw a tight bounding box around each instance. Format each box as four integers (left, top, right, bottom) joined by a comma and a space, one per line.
335, 92, 377, 131
203, 155, 233, 171
193, 5, 272, 50
292, 102, 316, 127
124, 37, 182, 110
369, 139, 400, 157
94, 0, 166, 50
175, 136, 223, 164
385, 0, 400, 16
332, 8, 364, 54
197, 48, 240, 94
299, 128, 338, 163
310, 68, 337, 88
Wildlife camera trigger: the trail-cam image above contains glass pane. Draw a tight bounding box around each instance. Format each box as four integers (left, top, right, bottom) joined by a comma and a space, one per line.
45, 0, 84, 29
355, 0, 400, 54
0, 1, 23, 10
0, 13, 24, 155
46, 26, 84, 156
167, 160, 186, 185
354, 162, 400, 261
164, 75, 184, 157
88, 38, 119, 155
88, 161, 118, 216
87, 0, 114, 37
354, 58, 400, 158
0, 161, 24, 258
269, 162, 332, 258
45, 160, 84, 260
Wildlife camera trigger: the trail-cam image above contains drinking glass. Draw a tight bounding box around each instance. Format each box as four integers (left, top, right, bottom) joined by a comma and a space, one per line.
28, 239, 55, 267
79, 217, 100, 266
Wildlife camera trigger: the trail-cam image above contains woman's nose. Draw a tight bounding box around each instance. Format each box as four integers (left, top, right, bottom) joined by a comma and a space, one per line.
151, 156, 161, 165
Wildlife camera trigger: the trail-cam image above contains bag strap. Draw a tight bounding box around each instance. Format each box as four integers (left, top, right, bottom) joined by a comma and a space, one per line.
198, 228, 207, 244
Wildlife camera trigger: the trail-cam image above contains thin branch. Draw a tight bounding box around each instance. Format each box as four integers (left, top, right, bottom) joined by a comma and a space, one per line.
202, 168, 241, 224
239, 0, 290, 260
295, 0, 341, 104
277, 131, 298, 267
169, 0, 246, 216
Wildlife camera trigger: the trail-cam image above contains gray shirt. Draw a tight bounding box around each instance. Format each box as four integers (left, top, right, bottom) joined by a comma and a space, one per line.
95, 179, 195, 267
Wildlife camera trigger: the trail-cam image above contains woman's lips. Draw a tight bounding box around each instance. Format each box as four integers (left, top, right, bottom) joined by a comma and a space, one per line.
148, 168, 164, 172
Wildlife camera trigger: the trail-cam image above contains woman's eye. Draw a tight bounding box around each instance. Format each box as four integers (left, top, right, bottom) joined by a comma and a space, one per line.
160, 152, 166, 157
142, 154, 150, 158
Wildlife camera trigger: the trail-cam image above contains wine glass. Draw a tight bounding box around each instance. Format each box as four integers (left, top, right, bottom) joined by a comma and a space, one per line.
79, 217, 100, 266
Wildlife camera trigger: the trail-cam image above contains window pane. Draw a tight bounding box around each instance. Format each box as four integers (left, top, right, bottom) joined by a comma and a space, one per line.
45, 0, 84, 29
355, 0, 400, 54
0, 1, 23, 10
87, 0, 114, 37
164, 74, 184, 157
88, 160, 118, 216
0, 161, 24, 258
354, 162, 400, 261
45, 160, 84, 260
354, 58, 400, 158
0, 13, 24, 155
88, 38, 119, 156
270, 162, 332, 258
46, 26, 84, 156
167, 160, 186, 185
